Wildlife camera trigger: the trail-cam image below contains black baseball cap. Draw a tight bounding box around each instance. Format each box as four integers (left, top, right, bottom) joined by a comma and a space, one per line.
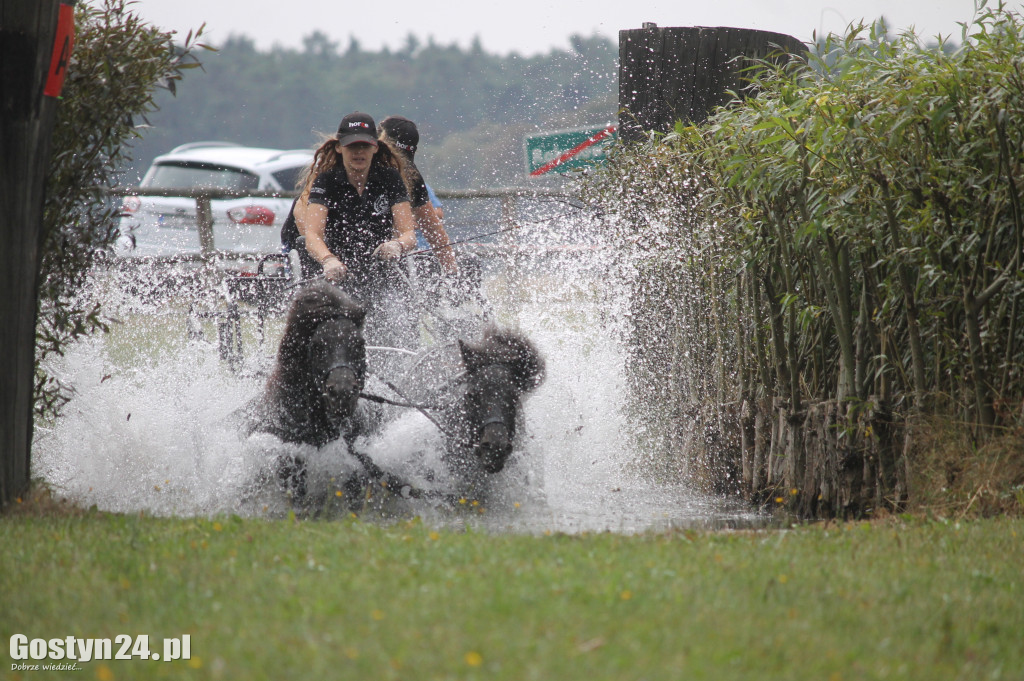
381, 115, 419, 155
336, 112, 379, 146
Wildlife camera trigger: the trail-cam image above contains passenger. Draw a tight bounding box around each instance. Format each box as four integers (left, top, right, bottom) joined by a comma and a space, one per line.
378, 115, 458, 275
280, 111, 418, 353
425, 183, 444, 222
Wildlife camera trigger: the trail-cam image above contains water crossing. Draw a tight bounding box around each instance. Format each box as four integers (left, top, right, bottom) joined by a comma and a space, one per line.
32, 205, 764, 533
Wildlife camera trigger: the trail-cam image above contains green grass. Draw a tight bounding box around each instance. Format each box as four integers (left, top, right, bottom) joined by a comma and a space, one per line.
1, 511, 1022, 681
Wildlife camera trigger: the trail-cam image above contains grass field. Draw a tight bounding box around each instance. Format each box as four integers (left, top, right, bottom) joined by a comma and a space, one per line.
2, 502, 1021, 681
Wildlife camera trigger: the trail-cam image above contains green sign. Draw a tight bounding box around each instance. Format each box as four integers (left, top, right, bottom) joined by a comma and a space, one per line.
525, 125, 617, 176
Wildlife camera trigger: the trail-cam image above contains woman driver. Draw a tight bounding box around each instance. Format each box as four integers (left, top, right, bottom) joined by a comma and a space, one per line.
288, 111, 418, 352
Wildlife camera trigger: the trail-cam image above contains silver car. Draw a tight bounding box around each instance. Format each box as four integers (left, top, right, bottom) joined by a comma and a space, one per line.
116, 142, 312, 257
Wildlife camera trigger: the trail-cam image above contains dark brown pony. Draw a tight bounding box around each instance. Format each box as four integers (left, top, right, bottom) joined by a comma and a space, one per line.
246, 281, 368, 449
441, 326, 545, 480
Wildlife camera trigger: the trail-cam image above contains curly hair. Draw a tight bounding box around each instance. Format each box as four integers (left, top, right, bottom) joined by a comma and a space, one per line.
295, 131, 405, 198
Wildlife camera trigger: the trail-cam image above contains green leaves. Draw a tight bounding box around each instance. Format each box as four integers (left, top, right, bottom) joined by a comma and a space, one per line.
587, 5, 1024, 444
36, 0, 210, 422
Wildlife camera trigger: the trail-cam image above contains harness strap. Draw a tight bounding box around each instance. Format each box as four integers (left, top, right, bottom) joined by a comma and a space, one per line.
381, 379, 457, 440
323, 360, 362, 376
359, 391, 442, 409
480, 415, 510, 429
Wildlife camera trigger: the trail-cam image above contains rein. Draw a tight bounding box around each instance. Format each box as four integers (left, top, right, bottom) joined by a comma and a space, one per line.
358, 391, 442, 409
388, 263, 466, 336
402, 197, 591, 258
403, 224, 522, 258
362, 367, 515, 449
380, 378, 458, 440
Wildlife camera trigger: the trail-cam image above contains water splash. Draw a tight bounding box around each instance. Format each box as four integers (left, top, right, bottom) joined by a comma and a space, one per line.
32, 210, 764, 533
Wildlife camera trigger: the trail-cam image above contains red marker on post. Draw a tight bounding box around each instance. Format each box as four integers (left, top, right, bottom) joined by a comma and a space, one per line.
44, 2, 76, 98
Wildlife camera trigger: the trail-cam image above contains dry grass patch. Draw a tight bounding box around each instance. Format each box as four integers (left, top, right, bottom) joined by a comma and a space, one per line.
907, 416, 1024, 518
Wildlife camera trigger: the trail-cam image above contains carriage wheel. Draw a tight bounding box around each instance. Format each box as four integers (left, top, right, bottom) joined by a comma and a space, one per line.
218, 300, 243, 372
186, 303, 204, 342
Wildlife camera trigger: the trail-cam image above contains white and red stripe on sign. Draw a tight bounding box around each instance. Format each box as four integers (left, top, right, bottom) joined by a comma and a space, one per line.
528, 124, 617, 176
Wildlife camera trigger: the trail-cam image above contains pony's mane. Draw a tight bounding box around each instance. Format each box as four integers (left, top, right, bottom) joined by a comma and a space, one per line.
276, 281, 365, 370
463, 325, 545, 392
288, 280, 364, 324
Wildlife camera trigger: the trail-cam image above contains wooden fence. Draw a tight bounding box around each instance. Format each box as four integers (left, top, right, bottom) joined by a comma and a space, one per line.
104, 186, 568, 262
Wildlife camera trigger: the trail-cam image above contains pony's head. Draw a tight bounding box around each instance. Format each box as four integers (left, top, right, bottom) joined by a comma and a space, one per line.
307, 314, 367, 426
270, 281, 368, 444
455, 327, 545, 474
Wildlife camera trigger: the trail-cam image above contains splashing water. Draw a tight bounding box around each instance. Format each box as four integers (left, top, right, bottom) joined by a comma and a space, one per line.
32, 208, 764, 533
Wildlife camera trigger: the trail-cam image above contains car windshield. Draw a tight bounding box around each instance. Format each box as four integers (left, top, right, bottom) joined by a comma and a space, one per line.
271, 165, 307, 192
144, 162, 260, 191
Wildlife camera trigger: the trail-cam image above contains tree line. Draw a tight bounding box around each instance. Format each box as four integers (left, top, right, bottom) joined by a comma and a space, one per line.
126, 30, 619, 189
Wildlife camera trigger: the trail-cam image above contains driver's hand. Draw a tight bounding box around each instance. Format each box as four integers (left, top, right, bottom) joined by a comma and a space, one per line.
373, 240, 404, 261
322, 256, 347, 283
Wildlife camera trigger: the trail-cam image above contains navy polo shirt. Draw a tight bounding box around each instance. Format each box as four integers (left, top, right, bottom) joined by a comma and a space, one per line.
307, 163, 410, 282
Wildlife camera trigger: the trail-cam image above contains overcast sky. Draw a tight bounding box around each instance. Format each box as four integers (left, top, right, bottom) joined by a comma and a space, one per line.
130, 0, 993, 54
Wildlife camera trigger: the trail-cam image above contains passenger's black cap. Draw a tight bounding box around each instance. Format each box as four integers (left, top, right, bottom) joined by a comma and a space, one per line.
381, 115, 419, 155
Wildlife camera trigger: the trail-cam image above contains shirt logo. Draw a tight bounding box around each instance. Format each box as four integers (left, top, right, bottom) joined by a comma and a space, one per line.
373, 195, 389, 215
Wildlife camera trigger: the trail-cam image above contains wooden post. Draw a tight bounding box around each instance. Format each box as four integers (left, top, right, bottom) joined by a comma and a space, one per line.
499, 195, 516, 246
196, 194, 215, 256
0, 0, 68, 508
618, 24, 806, 142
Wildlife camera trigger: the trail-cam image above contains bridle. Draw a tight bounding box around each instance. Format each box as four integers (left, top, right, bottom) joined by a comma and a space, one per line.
318, 359, 365, 394
308, 316, 367, 401
470, 371, 518, 444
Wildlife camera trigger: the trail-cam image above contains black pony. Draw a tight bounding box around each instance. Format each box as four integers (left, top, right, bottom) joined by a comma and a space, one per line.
244, 281, 369, 497
438, 326, 545, 483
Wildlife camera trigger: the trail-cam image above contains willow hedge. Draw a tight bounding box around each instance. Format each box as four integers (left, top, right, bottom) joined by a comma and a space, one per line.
586, 5, 1024, 516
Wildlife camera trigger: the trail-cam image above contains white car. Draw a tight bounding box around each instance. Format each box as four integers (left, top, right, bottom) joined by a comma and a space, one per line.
116, 142, 312, 257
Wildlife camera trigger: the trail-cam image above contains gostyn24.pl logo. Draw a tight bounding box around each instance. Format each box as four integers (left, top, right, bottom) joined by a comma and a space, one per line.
9, 634, 191, 668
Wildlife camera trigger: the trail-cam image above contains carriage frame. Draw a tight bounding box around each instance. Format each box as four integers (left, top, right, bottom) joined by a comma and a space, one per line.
105, 185, 568, 374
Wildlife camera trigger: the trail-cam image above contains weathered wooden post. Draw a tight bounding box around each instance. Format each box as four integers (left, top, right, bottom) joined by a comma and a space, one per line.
618, 23, 806, 141
616, 23, 806, 496
0, 0, 73, 508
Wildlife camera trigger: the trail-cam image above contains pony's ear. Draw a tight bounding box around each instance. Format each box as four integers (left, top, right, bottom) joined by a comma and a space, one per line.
331, 288, 366, 327
345, 305, 367, 328
521, 353, 546, 392
459, 339, 485, 371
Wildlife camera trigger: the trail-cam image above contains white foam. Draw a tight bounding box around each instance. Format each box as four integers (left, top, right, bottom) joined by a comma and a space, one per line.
32, 220, 763, 532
